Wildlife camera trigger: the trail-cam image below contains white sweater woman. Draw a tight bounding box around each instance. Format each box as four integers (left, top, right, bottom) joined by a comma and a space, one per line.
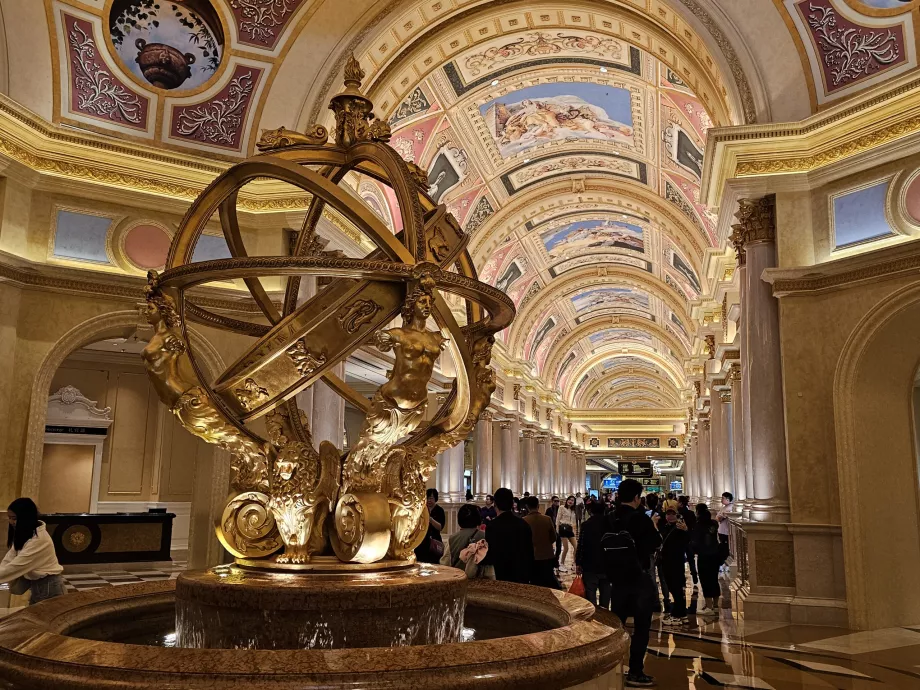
2, 498, 64, 605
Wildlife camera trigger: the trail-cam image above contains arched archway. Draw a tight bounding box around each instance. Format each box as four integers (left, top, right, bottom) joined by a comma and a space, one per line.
21, 310, 228, 568
835, 282, 920, 630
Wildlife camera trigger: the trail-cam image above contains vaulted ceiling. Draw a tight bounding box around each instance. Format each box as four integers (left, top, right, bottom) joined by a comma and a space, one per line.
5, 0, 920, 416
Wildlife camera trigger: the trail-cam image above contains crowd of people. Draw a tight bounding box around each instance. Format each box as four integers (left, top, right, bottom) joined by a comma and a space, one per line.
418, 482, 735, 688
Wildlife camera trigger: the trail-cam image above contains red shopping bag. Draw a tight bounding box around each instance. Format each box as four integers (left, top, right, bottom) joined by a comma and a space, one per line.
568, 574, 585, 597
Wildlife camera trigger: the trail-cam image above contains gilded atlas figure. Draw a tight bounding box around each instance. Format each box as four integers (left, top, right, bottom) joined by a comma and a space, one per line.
334, 272, 446, 562
141, 54, 514, 569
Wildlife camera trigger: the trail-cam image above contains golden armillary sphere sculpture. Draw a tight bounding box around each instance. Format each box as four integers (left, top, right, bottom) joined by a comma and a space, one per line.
141, 56, 513, 567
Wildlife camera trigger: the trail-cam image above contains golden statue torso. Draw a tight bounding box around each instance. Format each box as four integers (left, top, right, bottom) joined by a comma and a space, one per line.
379, 327, 446, 409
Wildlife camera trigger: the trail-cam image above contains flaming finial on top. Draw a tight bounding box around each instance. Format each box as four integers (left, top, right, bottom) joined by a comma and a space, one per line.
343, 54, 365, 88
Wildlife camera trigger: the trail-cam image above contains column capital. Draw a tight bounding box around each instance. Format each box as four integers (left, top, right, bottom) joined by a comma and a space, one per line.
729, 363, 742, 382
719, 390, 732, 403
498, 420, 513, 430
735, 194, 776, 247
534, 432, 549, 444
480, 409, 493, 421
520, 428, 536, 439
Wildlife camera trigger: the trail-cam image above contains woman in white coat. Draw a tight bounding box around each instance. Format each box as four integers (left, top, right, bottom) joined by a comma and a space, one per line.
0, 498, 64, 605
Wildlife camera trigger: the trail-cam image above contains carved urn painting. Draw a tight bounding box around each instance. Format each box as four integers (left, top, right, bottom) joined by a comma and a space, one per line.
109, 0, 224, 91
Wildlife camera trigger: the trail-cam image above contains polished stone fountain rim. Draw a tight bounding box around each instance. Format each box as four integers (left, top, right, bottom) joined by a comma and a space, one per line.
0, 579, 628, 690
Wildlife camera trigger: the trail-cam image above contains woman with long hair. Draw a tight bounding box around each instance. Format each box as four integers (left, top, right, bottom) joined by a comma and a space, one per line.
0, 498, 64, 605
557, 495, 578, 571
691, 504, 722, 616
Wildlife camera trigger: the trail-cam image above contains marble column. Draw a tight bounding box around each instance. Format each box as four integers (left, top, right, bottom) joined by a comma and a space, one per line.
730, 366, 747, 507
734, 196, 790, 521
731, 227, 756, 518
500, 418, 522, 494
474, 411, 493, 500
312, 362, 345, 448
720, 390, 733, 499
535, 433, 550, 498
574, 450, 585, 495
697, 418, 713, 504
444, 443, 465, 503
521, 429, 536, 495
684, 439, 696, 500
491, 420, 503, 494
547, 440, 559, 497
709, 388, 728, 507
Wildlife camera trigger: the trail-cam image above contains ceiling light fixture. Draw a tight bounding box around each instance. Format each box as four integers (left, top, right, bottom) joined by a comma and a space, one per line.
523, 158, 530, 163
599, 67, 608, 73
491, 79, 499, 86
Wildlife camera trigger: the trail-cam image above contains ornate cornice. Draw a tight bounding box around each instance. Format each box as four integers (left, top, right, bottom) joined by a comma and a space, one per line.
702, 73, 920, 208
765, 238, 920, 296
734, 195, 775, 246
0, 254, 267, 313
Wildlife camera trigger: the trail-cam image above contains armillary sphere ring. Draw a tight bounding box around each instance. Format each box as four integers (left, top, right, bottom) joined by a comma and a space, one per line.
152, 146, 513, 443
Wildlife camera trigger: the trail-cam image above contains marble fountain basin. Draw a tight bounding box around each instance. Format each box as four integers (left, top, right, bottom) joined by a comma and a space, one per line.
0, 569, 628, 690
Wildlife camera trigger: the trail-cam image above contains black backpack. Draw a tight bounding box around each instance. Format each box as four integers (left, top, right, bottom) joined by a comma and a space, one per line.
600, 519, 643, 584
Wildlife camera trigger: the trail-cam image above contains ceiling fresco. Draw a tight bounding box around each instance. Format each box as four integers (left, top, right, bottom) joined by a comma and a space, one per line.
376, 32, 713, 410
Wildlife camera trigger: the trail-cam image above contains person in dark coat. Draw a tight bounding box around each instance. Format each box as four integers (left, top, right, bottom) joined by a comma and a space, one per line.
658, 509, 691, 627
484, 487, 533, 584
575, 500, 610, 608
677, 496, 698, 589
606, 479, 661, 688
692, 504, 722, 617
545, 495, 562, 569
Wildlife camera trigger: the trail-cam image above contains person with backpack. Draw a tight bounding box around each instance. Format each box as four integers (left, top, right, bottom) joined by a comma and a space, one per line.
575, 500, 610, 608
657, 509, 691, 628
603, 478, 662, 688
692, 504, 722, 616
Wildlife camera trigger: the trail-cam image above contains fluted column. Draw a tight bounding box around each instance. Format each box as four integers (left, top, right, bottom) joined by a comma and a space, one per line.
312, 362, 345, 448
521, 429, 536, 495
731, 228, 755, 518
733, 195, 790, 521
498, 420, 514, 492
508, 417, 522, 494
720, 389, 733, 499
698, 418, 713, 504
730, 366, 747, 507
709, 389, 727, 507
491, 419, 503, 494
546, 440, 557, 497
535, 433, 550, 498
448, 442, 466, 502
684, 438, 696, 499
474, 411, 493, 500
574, 450, 585, 495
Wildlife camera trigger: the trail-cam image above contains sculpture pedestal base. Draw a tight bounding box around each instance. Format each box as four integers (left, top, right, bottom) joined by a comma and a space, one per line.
175, 560, 467, 649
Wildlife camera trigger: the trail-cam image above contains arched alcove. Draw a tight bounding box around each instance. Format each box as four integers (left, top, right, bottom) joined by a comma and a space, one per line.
835, 282, 920, 629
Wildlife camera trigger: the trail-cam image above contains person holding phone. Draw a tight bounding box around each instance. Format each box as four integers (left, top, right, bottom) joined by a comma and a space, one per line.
658, 508, 691, 627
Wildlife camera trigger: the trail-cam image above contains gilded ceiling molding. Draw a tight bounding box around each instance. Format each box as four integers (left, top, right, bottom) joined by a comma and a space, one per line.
507, 265, 693, 356
471, 178, 708, 266
569, 408, 686, 421
547, 317, 688, 392
309, 0, 742, 129
579, 372, 683, 408
557, 347, 686, 404
674, 0, 756, 124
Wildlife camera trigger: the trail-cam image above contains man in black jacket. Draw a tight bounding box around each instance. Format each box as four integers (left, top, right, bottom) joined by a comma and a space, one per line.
484, 487, 534, 584
607, 478, 662, 688
575, 500, 610, 608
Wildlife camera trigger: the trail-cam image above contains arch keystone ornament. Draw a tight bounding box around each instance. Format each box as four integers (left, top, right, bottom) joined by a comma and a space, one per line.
141, 56, 514, 567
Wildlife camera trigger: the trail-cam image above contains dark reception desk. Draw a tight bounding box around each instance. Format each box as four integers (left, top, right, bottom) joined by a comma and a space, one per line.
41, 512, 174, 565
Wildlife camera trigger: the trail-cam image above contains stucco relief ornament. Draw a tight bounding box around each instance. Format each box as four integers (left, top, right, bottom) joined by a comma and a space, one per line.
805, 3, 900, 86
231, 0, 299, 43
69, 22, 144, 125
175, 71, 256, 146
141, 57, 514, 569
734, 195, 776, 246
